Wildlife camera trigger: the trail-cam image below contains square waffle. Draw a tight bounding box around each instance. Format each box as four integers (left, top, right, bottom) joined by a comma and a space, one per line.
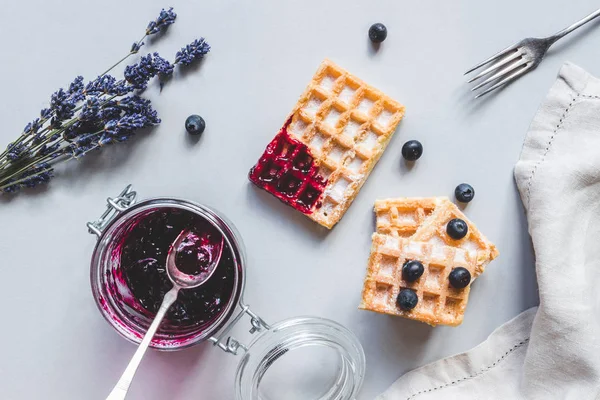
249, 59, 405, 229
360, 197, 499, 326
375, 197, 498, 274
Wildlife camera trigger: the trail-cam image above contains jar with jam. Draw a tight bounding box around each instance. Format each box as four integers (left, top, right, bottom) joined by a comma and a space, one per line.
88, 185, 365, 399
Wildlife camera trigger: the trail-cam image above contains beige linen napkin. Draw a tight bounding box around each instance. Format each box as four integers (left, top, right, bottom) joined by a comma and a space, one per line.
376, 63, 600, 400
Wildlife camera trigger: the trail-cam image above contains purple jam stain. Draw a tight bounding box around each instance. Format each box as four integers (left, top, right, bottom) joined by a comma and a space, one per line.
119, 208, 236, 327
248, 118, 328, 214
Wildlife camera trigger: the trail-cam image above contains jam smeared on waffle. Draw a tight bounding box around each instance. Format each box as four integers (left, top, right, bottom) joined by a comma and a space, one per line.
248, 59, 405, 228
249, 118, 328, 214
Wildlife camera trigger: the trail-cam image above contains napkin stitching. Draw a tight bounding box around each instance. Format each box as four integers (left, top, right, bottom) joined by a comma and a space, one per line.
525, 93, 580, 202
404, 338, 530, 399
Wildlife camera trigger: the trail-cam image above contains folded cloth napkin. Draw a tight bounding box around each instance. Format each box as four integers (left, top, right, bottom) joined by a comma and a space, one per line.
375, 62, 600, 400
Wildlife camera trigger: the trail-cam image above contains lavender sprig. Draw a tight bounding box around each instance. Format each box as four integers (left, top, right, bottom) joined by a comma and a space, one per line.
175, 38, 211, 66
124, 53, 174, 90
98, 7, 177, 77
146, 7, 177, 35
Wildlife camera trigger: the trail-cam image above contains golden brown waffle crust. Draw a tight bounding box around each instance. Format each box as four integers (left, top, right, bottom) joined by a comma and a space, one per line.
287, 59, 405, 228
360, 197, 499, 326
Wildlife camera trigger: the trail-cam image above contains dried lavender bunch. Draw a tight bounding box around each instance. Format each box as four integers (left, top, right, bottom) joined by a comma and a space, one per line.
0, 8, 210, 194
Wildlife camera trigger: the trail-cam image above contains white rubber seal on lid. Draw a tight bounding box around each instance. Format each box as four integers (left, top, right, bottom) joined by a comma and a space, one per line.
234, 317, 365, 400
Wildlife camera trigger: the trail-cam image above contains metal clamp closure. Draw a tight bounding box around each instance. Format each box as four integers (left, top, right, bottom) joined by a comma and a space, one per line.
87, 184, 137, 238
209, 303, 270, 355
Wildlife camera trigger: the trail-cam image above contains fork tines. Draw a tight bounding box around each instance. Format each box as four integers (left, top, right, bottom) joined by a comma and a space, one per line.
465, 43, 533, 99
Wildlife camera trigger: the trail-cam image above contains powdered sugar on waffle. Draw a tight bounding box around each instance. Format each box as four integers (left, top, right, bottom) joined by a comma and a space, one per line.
360, 197, 499, 326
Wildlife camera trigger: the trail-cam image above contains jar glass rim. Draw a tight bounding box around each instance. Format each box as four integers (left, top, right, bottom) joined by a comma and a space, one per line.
234, 316, 365, 400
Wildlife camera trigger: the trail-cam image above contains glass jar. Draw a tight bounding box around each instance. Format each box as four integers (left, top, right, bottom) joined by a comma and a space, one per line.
87, 185, 365, 399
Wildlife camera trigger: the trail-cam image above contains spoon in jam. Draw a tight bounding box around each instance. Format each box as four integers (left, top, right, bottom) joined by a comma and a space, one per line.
106, 228, 224, 400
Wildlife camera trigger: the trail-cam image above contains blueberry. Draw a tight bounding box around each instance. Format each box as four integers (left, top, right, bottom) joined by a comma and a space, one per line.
446, 218, 468, 240
449, 267, 471, 289
401, 140, 423, 161
402, 260, 424, 282
185, 115, 205, 135
455, 183, 475, 203
369, 23, 388, 43
396, 288, 418, 311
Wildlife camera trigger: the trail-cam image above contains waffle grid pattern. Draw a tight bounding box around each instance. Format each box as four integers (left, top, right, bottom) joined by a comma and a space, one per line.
360, 197, 499, 326
361, 234, 475, 326
250, 59, 405, 229
375, 198, 498, 274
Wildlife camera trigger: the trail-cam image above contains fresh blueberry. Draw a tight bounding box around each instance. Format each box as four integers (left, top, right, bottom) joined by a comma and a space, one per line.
185, 115, 205, 135
401, 140, 423, 161
446, 218, 468, 240
455, 183, 475, 203
369, 23, 388, 43
402, 260, 424, 282
396, 288, 418, 311
449, 267, 471, 289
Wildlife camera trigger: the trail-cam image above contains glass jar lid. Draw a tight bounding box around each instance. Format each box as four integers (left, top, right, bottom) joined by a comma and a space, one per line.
234, 317, 365, 400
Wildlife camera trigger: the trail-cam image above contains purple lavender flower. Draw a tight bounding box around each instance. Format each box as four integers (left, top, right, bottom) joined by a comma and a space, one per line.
120, 113, 153, 130
50, 88, 77, 121
142, 105, 160, 125
6, 143, 28, 161
175, 38, 211, 66
98, 136, 113, 147
124, 53, 173, 90
85, 75, 133, 96
1, 163, 54, 193
31, 133, 44, 145
24, 118, 41, 135
79, 97, 101, 121
2, 180, 19, 193
68, 76, 85, 102
49, 117, 63, 129
38, 142, 61, 157
74, 133, 96, 147
20, 163, 54, 188
123, 63, 150, 90
146, 8, 177, 35
68, 141, 94, 158
99, 101, 122, 122
154, 55, 174, 76
40, 108, 52, 119
22, 172, 51, 188
118, 96, 160, 124
104, 113, 149, 136
130, 41, 145, 54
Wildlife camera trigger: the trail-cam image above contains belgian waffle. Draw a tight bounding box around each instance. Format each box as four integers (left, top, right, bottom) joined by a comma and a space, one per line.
360, 197, 499, 326
249, 59, 405, 229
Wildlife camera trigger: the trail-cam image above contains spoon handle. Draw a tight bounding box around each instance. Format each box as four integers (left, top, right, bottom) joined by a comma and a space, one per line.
106, 286, 180, 400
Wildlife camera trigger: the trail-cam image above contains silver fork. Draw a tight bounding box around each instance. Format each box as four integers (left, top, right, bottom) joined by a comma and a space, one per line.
465, 7, 600, 98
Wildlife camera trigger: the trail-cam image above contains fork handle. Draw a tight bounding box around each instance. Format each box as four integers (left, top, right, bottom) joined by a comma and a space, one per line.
551, 7, 600, 41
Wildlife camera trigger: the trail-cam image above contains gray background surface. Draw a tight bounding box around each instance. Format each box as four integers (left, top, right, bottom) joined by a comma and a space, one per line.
1, 0, 599, 398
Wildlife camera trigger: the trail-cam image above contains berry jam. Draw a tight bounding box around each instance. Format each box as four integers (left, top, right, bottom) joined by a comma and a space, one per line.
174, 231, 222, 276
249, 118, 328, 214
120, 208, 236, 326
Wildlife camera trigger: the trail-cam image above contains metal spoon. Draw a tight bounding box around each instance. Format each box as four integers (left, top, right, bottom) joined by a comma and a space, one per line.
106, 229, 224, 400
